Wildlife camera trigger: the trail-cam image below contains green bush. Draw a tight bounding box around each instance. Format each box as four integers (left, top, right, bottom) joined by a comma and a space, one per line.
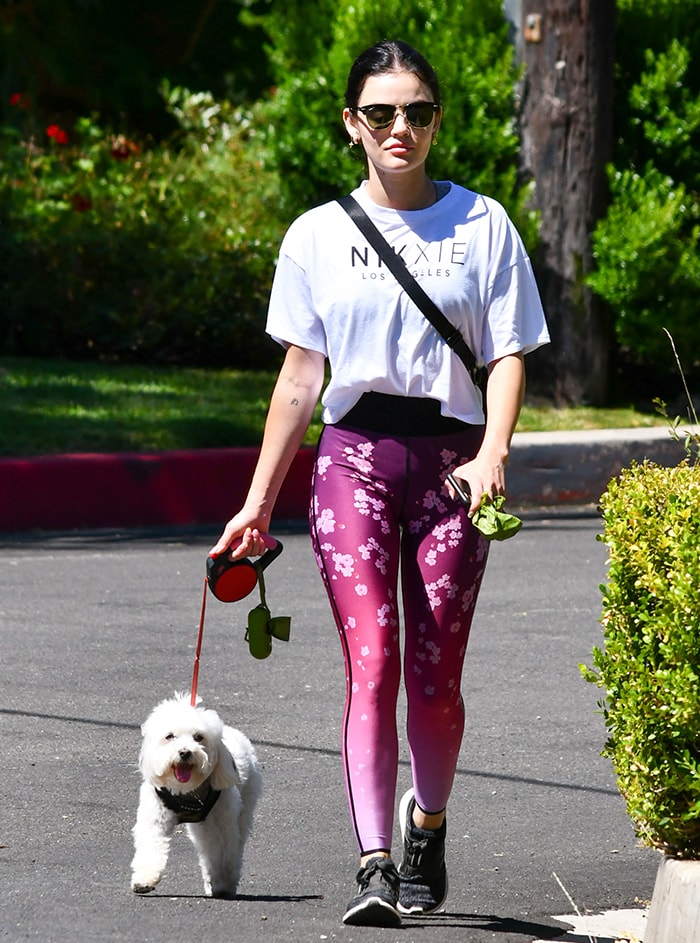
0, 2, 537, 367
582, 460, 700, 857
588, 3, 700, 365
0, 89, 285, 367
587, 163, 700, 362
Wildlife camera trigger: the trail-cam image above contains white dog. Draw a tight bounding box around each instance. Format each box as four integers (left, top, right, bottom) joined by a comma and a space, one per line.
131, 692, 262, 898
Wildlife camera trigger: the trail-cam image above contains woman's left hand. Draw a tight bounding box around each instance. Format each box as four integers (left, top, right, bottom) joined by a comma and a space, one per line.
447, 352, 526, 517
448, 452, 506, 517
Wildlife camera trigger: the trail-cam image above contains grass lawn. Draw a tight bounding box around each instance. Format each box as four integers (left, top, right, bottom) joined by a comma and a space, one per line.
0, 356, 668, 458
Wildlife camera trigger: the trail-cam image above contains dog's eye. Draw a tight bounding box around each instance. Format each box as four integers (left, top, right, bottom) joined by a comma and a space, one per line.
165, 733, 175, 741
193, 734, 205, 743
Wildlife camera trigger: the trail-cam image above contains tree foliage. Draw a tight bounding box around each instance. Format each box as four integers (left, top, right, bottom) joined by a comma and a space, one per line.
2, 0, 700, 375
0, 0, 273, 136
251, 0, 534, 239
588, 0, 700, 366
0, 0, 537, 367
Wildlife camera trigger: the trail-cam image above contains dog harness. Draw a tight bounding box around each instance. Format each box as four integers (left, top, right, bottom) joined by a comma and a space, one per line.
155, 779, 221, 823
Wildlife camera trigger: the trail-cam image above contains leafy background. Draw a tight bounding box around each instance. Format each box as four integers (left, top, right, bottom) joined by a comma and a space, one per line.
1, 0, 699, 381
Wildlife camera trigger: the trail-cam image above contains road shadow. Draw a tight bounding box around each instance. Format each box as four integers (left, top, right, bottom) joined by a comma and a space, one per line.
139, 892, 324, 903
404, 911, 567, 938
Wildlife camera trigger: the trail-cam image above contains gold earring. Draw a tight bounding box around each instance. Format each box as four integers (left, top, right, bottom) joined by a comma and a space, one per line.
349, 137, 360, 148
432, 134, 438, 146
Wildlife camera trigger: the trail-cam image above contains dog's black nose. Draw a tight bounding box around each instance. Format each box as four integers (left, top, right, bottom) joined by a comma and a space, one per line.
178, 749, 192, 761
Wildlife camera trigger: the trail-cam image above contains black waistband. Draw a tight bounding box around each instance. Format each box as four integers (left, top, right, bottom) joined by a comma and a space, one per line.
337, 392, 472, 437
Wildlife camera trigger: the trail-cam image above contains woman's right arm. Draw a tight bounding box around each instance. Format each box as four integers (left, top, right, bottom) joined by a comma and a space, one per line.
209, 344, 326, 558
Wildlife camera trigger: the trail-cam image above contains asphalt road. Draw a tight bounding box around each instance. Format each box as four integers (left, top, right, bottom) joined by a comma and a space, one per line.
1, 513, 659, 942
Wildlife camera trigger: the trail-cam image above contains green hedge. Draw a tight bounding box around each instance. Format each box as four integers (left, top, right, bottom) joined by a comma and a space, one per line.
0, 92, 284, 368
583, 461, 700, 857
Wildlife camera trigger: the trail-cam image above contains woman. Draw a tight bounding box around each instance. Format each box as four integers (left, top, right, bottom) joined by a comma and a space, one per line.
210, 39, 549, 927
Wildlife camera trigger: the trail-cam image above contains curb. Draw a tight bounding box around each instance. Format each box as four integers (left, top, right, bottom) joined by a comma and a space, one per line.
508, 426, 687, 506
0, 427, 687, 534
645, 857, 700, 943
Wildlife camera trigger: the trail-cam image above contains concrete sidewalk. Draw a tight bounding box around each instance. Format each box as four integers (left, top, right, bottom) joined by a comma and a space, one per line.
0, 426, 687, 533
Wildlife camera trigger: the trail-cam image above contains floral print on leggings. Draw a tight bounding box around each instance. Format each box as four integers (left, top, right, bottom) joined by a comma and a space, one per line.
310, 422, 489, 854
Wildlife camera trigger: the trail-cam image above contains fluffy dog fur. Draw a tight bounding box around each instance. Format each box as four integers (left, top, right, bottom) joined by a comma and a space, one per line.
131, 692, 262, 898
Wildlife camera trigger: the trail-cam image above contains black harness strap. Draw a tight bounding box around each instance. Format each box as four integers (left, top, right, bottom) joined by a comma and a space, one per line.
156, 779, 221, 824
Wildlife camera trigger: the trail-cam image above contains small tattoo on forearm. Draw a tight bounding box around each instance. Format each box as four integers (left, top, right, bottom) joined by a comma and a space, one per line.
290, 397, 299, 406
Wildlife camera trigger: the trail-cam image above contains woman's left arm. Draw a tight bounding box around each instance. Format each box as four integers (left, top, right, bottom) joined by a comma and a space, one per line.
450, 352, 525, 516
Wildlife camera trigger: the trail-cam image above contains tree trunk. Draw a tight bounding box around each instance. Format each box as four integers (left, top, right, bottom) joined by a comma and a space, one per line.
517, 0, 616, 405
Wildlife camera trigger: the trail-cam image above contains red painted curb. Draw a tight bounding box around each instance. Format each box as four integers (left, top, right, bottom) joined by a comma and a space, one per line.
0, 447, 316, 533
1, 429, 686, 534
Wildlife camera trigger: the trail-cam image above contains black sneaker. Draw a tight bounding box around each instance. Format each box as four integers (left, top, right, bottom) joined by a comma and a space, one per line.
342, 855, 402, 927
397, 789, 448, 915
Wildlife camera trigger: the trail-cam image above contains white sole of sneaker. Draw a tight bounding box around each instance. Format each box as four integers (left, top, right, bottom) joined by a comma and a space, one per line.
343, 896, 402, 928
397, 896, 448, 916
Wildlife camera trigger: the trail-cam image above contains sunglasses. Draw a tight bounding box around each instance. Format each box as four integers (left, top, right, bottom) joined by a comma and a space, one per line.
352, 101, 440, 130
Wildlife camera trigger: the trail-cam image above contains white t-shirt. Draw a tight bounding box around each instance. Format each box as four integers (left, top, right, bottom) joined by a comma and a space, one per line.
266, 181, 549, 425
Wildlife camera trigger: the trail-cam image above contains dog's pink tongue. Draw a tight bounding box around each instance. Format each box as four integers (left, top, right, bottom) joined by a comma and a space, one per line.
175, 763, 192, 783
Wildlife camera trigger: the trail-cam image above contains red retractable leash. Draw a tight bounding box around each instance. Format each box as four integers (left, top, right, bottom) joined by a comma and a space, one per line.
190, 577, 209, 706
189, 535, 290, 706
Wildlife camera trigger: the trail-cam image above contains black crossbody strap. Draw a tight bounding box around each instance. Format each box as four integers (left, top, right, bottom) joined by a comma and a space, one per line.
337, 194, 481, 382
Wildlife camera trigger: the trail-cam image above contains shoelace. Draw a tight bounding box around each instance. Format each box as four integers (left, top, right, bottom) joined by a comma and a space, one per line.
404, 835, 431, 869
358, 857, 396, 887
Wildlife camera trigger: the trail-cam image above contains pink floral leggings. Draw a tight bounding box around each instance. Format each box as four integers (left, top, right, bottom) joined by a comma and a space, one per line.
309, 421, 489, 854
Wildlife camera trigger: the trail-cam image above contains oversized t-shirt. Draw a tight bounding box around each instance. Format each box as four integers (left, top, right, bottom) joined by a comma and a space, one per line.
266, 180, 549, 425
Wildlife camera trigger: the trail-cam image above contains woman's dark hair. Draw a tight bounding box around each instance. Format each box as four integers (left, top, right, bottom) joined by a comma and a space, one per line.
345, 40, 441, 108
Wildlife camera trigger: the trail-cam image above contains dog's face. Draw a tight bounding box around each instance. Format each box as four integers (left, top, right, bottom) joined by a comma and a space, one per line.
139, 694, 237, 793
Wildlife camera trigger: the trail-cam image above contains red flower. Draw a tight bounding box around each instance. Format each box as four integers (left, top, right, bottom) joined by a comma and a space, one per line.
9, 92, 30, 109
46, 124, 68, 145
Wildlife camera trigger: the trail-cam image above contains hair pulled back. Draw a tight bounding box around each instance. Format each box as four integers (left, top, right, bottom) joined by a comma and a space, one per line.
344, 40, 441, 109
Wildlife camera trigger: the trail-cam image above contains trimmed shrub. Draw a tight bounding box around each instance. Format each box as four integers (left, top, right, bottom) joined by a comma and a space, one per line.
583, 460, 700, 857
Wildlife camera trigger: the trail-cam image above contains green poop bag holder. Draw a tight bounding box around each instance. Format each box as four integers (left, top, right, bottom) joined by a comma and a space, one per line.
204, 535, 291, 661
244, 564, 291, 659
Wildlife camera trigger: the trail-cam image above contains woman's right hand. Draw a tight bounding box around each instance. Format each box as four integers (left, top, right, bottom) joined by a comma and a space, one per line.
208, 513, 270, 560
208, 344, 325, 562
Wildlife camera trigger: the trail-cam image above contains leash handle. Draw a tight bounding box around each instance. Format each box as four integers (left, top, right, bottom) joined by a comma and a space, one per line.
228, 533, 283, 574
190, 576, 208, 706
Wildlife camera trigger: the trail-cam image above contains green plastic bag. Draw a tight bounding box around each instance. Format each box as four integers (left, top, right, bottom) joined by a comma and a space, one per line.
472, 493, 522, 541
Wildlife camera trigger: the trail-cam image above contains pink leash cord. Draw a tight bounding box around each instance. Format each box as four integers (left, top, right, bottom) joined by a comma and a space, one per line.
190, 577, 208, 706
